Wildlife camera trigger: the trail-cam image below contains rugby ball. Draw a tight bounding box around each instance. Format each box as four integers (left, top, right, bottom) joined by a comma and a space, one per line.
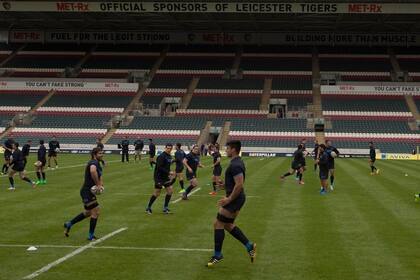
34, 161, 42, 167
330, 151, 337, 158
55, 148, 60, 152
90, 185, 104, 195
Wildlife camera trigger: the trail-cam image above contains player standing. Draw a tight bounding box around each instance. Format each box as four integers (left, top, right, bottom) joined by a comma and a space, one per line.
369, 142, 380, 175
325, 140, 339, 191
48, 136, 60, 169
182, 145, 203, 200
312, 140, 319, 171
21, 140, 31, 169
64, 147, 104, 241
317, 144, 329, 195
121, 136, 130, 163
174, 143, 186, 194
8, 142, 36, 190
207, 140, 256, 267
148, 139, 156, 170
280, 144, 306, 185
35, 140, 47, 185
2, 137, 14, 175
145, 143, 175, 214
210, 143, 223, 196
134, 138, 144, 162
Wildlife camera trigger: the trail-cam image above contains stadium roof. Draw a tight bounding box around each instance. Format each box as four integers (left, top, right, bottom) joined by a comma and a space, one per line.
1, 1, 420, 33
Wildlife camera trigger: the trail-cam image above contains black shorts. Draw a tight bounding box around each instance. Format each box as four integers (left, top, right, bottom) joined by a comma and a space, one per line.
4, 150, 11, 160
48, 151, 57, 157
154, 177, 175, 189
186, 171, 196, 181
328, 162, 335, 170
175, 164, 184, 174
12, 165, 24, 172
291, 161, 303, 170
370, 158, 376, 163
40, 159, 46, 167
213, 166, 222, 176
149, 151, 156, 158
80, 188, 99, 210
319, 170, 329, 180
223, 195, 246, 213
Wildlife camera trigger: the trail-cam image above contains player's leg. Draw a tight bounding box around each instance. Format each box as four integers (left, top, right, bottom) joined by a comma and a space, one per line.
88, 206, 100, 241
64, 209, 91, 237
163, 185, 173, 213
210, 175, 218, 195
8, 169, 16, 190
329, 169, 335, 189
320, 178, 328, 195
177, 173, 185, 193
183, 177, 198, 199
19, 171, 35, 188
280, 168, 295, 180
53, 155, 58, 168
36, 166, 42, 185
146, 186, 161, 214
41, 165, 46, 184
298, 167, 305, 185
48, 155, 51, 168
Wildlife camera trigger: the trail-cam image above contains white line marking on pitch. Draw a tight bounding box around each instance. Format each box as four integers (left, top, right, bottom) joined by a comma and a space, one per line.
0, 243, 212, 252
22, 227, 127, 280
0, 160, 120, 178
171, 187, 201, 204
112, 193, 261, 198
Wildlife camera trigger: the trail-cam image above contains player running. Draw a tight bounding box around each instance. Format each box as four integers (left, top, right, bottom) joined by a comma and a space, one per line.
210, 143, 223, 196
317, 144, 330, 195
325, 140, 339, 191
21, 140, 31, 169
207, 140, 256, 267
48, 136, 60, 169
134, 138, 144, 162
8, 142, 36, 190
35, 140, 47, 185
146, 143, 176, 214
369, 142, 380, 175
64, 147, 104, 241
280, 144, 306, 185
182, 144, 204, 200
2, 137, 14, 175
174, 143, 186, 194
148, 139, 156, 170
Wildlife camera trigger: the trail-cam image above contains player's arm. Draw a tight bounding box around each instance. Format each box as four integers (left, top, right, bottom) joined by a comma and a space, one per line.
183, 158, 193, 173
219, 173, 244, 206
90, 165, 101, 187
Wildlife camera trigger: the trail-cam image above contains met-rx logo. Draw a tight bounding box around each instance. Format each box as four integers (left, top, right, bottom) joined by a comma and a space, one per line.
56, 2, 90, 12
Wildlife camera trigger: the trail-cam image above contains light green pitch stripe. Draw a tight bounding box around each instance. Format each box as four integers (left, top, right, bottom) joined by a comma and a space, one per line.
338, 160, 419, 280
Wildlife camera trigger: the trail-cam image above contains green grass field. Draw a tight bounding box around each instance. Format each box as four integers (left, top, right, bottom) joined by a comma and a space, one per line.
1, 154, 420, 280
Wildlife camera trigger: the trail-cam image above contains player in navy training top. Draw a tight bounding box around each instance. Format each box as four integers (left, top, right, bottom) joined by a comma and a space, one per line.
206, 140, 256, 267
325, 140, 340, 191
35, 140, 47, 185
210, 143, 223, 195
317, 144, 330, 195
174, 143, 186, 193
148, 139, 156, 169
146, 143, 175, 215
8, 142, 36, 190
369, 142, 380, 175
64, 148, 104, 241
182, 145, 204, 200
